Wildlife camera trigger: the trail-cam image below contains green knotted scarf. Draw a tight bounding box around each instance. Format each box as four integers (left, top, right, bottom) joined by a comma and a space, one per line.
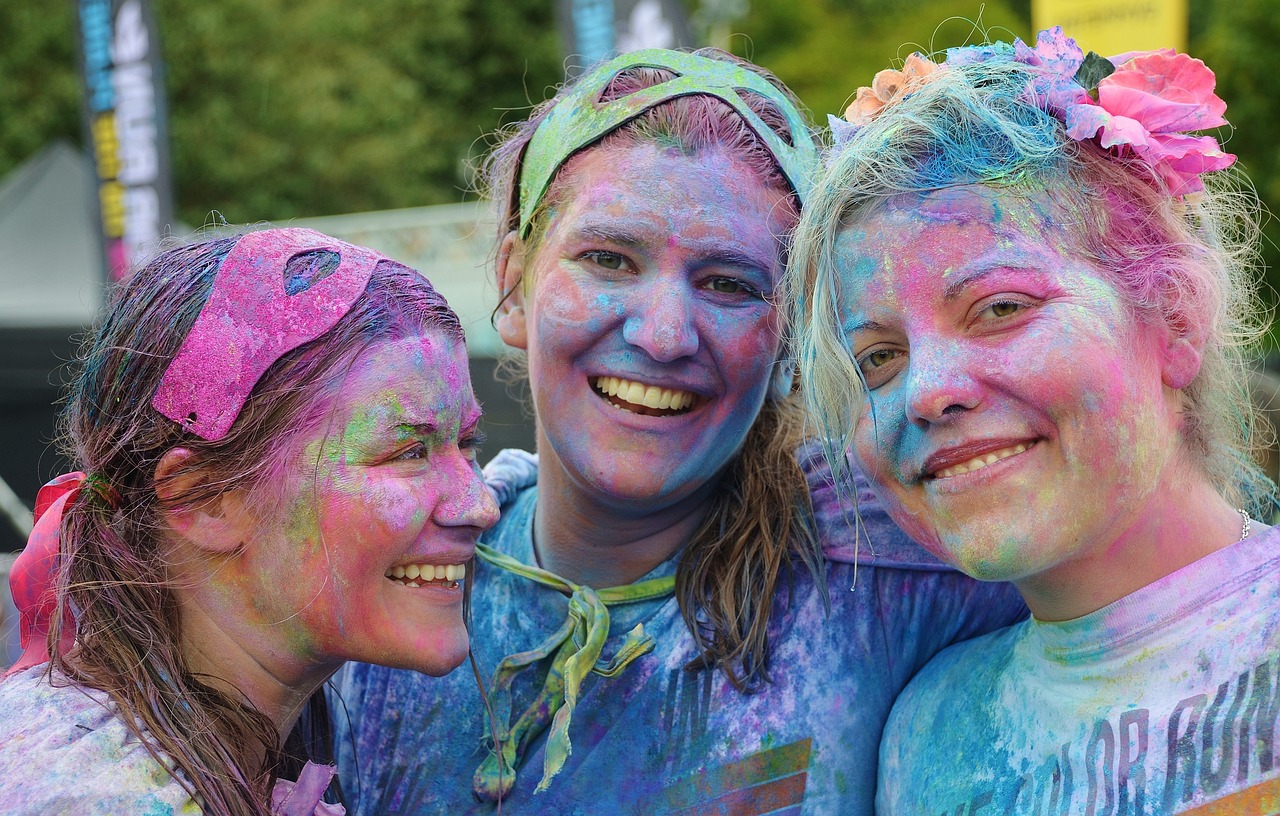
471, 541, 677, 800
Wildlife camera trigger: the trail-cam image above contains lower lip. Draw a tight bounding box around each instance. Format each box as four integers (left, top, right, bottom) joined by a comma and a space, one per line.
925, 442, 1038, 494
385, 577, 465, 601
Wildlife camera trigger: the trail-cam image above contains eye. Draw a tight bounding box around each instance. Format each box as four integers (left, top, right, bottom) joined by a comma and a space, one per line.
581, 251, 627, 271
703, 277, 763, 298
974, 297, 1033, 323
856, 346, 906, 389
460, 431, 487, 463
394, 442, 428, 461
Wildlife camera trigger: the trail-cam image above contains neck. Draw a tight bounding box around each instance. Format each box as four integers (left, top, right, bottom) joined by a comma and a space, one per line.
1016, 457, 1254, 622
532, 437, 719, 587
175, 562, 336, 753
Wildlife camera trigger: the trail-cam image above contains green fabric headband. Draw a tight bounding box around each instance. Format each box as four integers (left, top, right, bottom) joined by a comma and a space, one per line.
515, 49, 819, 238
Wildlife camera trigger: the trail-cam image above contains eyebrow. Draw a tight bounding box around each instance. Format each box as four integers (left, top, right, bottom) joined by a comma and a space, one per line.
570, 222, 647, 250
842, 317, 891, 336
941, 261, 1054, 302
390, 422, 439, 439
571, 221, 776, 273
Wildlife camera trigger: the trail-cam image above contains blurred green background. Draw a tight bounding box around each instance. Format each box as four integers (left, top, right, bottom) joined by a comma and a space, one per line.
4, 0, 1276, 316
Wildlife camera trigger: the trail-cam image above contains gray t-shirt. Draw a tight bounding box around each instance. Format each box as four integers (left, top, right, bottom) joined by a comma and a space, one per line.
877, 523, 1280, 815
334, 444, 1027, 814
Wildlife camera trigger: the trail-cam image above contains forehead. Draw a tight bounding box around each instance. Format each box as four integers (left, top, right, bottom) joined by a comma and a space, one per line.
323, 332, 477, 428
835, 186, 1074, 290
543, 142, 793, 252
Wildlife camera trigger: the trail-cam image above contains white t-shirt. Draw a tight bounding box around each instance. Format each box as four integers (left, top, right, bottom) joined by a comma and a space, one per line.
878, 524, 1280, 815
0, 665, 200, 815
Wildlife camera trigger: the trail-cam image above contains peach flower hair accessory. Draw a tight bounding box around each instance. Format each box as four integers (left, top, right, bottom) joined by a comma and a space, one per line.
843, 53, 940, 127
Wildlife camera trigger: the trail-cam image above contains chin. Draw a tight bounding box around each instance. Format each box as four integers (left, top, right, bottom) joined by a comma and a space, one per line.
355, 620, 472, 676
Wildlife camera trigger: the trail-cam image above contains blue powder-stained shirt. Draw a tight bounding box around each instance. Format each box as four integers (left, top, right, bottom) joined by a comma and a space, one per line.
0, 666, 200, 815
877, 524, 1280, 815
333, 444, 1027, 815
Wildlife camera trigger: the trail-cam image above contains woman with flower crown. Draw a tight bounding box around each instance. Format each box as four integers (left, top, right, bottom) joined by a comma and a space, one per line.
332, 48, 1026, 815
789, 27, 1280, 812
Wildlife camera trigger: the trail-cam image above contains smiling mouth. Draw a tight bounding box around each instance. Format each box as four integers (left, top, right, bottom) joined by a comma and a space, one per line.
591, 376, 699, 417
928, 442, 1035, 480
385, 562, 466, 589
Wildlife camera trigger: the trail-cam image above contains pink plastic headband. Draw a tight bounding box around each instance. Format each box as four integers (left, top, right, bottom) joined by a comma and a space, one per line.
152, 228, 386, 441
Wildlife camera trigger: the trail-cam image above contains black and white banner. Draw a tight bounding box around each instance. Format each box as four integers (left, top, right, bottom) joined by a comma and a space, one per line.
75, 0, 175, 281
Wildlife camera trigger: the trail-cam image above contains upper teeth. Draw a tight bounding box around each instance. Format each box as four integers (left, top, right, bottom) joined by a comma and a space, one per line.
933, 443, 1029, 479
385, 563, 466, 582
595, 376, 695, 410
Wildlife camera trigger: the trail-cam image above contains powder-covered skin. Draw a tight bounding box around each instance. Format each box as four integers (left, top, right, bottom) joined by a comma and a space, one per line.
198, 331, 498, 691
333, 446, 1029, 815
878, 526, 1280, 814
836, 186, 1198, 619
518, 142, 792, 516
0, 666, 200, 814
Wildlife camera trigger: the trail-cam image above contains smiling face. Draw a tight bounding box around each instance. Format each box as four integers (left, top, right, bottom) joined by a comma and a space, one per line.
837, 186, 1185, 583
236, 331, 499, 676
506, 142, 794, 511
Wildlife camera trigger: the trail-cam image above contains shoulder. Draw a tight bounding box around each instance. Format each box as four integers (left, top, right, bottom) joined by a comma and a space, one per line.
882, 622, 1025, 752
0, 667, 200, 815
483, 447, 538, 510
796, 440, 951, 570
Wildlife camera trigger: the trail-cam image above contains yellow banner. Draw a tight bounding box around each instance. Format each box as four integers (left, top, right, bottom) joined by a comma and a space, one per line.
1032, 0, 1188, 55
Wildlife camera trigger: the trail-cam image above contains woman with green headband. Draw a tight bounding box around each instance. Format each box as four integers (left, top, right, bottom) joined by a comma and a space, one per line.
334, 48, 1025, 814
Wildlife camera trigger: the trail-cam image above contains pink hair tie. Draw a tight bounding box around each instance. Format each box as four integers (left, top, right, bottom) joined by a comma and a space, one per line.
4, 472, 83, 680
152, 228, 387, 441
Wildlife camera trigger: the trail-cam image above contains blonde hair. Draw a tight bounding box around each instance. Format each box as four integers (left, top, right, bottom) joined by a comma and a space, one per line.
787, 56, 1275, 515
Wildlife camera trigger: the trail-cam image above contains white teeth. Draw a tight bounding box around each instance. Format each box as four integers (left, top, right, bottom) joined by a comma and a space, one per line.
384, 562, 468, 584
594, 376, 695, 412
934, 443, 1029, 480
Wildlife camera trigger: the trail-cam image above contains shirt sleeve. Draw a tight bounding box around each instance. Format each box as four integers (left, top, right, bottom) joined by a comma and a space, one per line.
0, 670, 201, 815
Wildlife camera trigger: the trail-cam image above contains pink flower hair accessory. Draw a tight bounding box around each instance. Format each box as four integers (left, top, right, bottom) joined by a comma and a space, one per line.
1062, 48, 1234, 196
152, 228, 386, 441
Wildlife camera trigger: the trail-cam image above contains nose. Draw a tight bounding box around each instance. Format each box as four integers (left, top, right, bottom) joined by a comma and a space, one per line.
433, 452, 500, 531
621, 281, 699, 362
902, 340, 982, 425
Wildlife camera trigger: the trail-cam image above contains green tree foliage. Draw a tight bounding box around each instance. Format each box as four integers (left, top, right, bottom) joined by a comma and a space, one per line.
161, 0, 564, 222
1194, 0, 1280, 323
0, 4, 82, 172
714, 0, 1029, 122
0, 0, 564, 225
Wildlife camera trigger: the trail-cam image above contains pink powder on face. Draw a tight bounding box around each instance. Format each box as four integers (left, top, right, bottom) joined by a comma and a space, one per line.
518, 143, 793, 507
221, 331, 498, 679
837, 186, 1182, 591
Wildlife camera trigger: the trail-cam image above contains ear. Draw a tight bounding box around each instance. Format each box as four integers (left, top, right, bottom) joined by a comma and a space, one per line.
1159, 314, 1205, 391
770, 357, 796, 400
494, 231, 529, 351
154, 448, 250, 555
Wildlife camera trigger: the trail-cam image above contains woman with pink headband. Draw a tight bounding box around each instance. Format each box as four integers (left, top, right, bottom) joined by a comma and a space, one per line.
0, 229, 498, 815
334, 48, 1025, 814
791, 28, 1279, 812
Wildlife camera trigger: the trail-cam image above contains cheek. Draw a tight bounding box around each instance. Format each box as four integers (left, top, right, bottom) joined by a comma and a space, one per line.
531, 270, 617, 345
708, 308, 781, 376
